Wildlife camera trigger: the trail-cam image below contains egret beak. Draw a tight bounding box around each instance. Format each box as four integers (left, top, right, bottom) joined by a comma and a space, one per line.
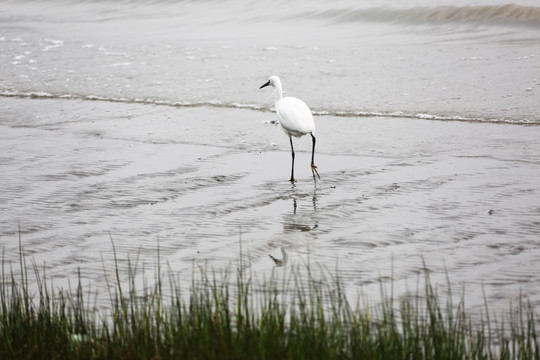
259, 80, 271, 89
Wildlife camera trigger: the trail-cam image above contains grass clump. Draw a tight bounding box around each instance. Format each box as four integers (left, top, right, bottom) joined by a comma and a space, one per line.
1, 240, 538, 359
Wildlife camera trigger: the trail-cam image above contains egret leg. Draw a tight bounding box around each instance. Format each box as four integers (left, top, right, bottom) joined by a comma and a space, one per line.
310, 134, 320, 180
289, 137, 296, 182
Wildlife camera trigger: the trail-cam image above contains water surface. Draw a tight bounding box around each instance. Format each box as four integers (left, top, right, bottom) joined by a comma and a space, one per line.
1, 0, 539, 317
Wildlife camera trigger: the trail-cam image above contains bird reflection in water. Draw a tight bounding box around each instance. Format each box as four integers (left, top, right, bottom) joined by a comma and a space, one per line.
269, 189, 319, 266
283, 195, 318, 233
268, 247, 288, 267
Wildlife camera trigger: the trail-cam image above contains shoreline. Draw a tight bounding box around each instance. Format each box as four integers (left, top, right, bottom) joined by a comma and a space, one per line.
2, 92, 539, 126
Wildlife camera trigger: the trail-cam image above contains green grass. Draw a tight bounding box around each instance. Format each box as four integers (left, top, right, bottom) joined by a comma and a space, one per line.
1, 239, 538, 359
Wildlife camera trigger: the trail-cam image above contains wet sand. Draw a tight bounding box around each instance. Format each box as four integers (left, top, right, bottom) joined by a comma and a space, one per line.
1, 96, 540, 315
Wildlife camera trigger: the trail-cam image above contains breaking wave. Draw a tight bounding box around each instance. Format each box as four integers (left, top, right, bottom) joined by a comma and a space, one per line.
310, 4, 540, 28
2, 90, 538, 125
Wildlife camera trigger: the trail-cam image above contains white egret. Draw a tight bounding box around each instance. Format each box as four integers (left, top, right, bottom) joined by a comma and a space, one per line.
260, 75, 320, 182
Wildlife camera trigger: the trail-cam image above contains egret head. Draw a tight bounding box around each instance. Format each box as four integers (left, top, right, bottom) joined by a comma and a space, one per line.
259, 75, 281, 90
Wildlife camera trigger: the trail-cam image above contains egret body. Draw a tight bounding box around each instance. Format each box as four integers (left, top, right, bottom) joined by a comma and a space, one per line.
260, 75, 320, 182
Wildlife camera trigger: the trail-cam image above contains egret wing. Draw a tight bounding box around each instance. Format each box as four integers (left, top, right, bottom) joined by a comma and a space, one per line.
276, 97, 315, 137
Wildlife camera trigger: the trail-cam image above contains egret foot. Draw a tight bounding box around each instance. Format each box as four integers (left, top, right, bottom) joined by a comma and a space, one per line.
311, 164, 320, 180
289, 177, 297, 183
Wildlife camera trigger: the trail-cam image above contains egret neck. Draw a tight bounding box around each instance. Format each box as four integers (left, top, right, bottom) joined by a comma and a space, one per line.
272, 77, 283, 105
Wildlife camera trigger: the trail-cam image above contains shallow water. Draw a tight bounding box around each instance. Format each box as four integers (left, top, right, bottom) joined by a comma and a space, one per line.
1, 0, 540, 317
1, 96, 539, 316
